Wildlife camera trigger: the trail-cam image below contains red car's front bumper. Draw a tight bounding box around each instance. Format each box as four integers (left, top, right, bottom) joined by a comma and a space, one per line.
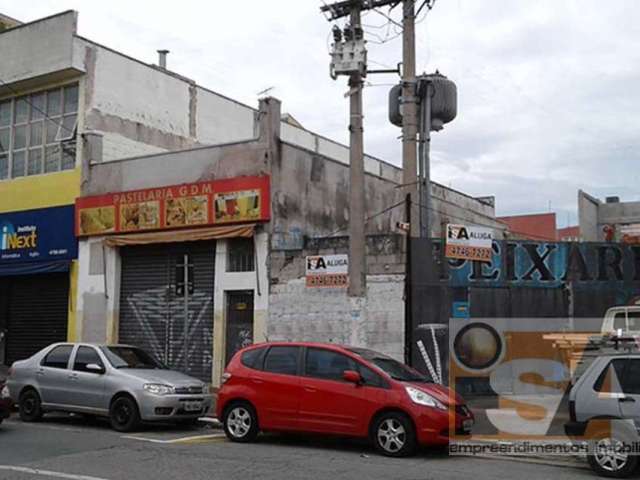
414, 405, 474, 445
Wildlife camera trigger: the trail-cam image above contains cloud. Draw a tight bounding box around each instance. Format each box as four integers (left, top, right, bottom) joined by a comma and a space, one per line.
2, 0, 639, 226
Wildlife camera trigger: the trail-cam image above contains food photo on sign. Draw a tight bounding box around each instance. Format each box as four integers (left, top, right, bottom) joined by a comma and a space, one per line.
74, 176, 270, 237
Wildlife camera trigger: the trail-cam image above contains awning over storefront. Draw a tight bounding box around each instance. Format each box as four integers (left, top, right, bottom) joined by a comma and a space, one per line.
103, 224, 255, 247
0, 259, 71, 277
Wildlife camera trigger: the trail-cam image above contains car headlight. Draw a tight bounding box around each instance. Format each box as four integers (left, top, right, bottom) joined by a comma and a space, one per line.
0, 385, 9, 399
405, 386, 447, 410
143, 384, 175, 396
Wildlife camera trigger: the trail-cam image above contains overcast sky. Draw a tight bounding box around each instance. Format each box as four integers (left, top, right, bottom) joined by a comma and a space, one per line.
3, 0, 639, 226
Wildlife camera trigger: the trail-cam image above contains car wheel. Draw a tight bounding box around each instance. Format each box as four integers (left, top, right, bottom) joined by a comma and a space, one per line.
19, 389, 43, 422
223, 402, 259, 442
109, 396, 141, 433
372, 412, 417, 457
587, 436, 638, 478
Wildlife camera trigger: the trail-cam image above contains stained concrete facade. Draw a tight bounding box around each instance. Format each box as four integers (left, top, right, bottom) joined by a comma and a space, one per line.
2, 10, 506, 381
75, 96, 504, 382
579, 190, 640, 241
0, 10, 261, 171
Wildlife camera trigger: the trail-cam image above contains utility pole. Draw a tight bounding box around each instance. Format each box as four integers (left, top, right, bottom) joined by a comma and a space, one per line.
348, 3, 366, 297
402, 0, 419, 239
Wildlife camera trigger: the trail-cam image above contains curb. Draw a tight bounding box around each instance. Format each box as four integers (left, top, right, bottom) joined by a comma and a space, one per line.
198, 416, 222, 429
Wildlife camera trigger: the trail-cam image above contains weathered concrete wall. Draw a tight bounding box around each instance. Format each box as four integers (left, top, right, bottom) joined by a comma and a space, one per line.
579, 190, 602, 241
83, 140, 269, 196
599, 200, 640, 226
0, 11, 82, 90
268, 235, 405, 360
579, 190, 640, 242
75, 238, 120, 343
271, 142, 504, 250
211, 232, 269, 386
269, 275, 404, 360
78, 37, 195, 161
195, 86, 257, 145
76, 36, 261, 162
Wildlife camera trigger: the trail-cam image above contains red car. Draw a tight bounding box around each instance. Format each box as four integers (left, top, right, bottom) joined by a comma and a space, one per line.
0, 376, 12, 425
216, 342, 473, 457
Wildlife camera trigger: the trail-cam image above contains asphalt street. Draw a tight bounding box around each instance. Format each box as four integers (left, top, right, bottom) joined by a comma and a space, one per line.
0, 414, 598, 480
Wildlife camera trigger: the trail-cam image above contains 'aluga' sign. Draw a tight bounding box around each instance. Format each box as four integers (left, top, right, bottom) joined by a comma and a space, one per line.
445, 224, 494, 262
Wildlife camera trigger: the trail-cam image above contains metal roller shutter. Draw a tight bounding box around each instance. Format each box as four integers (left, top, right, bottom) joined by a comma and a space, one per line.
2, 273, 69, 365
119, 241, 215, 383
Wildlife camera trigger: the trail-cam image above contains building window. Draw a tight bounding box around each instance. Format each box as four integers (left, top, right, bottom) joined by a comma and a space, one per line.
227, 238, 255, 272
0, 83, 78, 180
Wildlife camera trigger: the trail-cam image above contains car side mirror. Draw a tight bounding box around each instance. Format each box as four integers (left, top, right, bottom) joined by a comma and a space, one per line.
343, 370, 362, 385
86, 363, 105, 374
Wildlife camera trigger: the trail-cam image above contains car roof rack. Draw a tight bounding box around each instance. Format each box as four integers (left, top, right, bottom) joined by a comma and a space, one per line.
584, 334, 640, 354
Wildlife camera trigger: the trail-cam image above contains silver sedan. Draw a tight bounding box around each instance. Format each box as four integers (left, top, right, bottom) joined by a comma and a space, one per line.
7, 343, 213, 432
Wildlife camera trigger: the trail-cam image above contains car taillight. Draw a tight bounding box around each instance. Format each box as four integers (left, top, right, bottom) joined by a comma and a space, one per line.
221, 372, 231, 384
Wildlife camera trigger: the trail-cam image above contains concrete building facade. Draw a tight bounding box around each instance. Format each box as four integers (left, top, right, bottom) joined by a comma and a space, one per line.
579, 190, 640, 243
75, 96, 504, 385
1, 10, 505, 385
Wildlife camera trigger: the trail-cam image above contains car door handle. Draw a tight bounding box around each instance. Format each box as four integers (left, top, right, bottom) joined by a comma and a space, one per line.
68, 373, 79, 380
251, 379, 264, 384
619, 396, 636, 403
36, 369, 45, 376
303, 386, 317, 393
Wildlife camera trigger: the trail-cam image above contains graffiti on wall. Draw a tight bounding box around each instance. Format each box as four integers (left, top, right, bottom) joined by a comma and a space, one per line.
422, 240, 640, 287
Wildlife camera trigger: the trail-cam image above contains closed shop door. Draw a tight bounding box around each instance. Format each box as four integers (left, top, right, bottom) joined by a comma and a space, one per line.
119, 242, 215, 382
225, 291, 254, 365
0, 273, 69, 366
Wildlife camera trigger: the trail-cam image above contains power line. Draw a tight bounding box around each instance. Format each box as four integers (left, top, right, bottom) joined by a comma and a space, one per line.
411, 199, 560, 242
314, 199, 406, 240
0, 77, 76, 136
366, 0, 437, 44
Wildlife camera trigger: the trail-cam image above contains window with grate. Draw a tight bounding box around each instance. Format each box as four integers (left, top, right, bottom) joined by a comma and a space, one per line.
227, 238, 255, 272
0, 83, 78, 180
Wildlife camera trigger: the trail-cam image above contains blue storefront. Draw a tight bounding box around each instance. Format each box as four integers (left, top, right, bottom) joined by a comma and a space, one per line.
0, 205, 77, 365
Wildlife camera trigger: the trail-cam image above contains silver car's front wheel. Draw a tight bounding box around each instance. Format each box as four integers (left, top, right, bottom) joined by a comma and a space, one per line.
588, 435, 638, 478
595, 438, 628, 472
223, 402, 258, 443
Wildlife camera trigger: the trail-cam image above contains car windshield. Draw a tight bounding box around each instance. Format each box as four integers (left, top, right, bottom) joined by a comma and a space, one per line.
101, 346, 166, 370
349, 348, 431, 382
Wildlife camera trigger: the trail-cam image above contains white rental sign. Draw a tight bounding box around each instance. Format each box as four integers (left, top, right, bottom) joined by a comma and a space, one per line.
305, 254, 349, 287
445, 224, 494, 262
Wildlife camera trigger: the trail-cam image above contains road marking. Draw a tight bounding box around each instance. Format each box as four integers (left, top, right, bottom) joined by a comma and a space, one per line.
0, 466, 109, 480
121, 433, 227, 444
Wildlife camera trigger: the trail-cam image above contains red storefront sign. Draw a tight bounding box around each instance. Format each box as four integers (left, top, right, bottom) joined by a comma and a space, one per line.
75, 176, 270, 236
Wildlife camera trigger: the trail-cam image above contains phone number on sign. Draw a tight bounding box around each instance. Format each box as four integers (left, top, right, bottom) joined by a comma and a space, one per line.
445, 245, 492, 261
306, 274, 349, 288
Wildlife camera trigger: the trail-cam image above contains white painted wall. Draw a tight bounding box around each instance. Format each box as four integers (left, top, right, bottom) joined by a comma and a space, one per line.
268, 274, 405, 361
195, 87, 257, 144
0, 11, 80, 86
87, 43, 191, 136
75, 238, 120, 343
211, 232, 269, 386
101, 132, 167, 162
76, 233, 269, 385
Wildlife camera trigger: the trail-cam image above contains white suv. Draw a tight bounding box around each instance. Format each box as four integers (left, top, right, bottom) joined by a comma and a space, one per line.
566, 352, 640, 477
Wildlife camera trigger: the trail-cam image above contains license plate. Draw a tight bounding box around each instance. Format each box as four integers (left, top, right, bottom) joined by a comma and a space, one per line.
462, 419, 474, 431
182, 401, 202, 412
